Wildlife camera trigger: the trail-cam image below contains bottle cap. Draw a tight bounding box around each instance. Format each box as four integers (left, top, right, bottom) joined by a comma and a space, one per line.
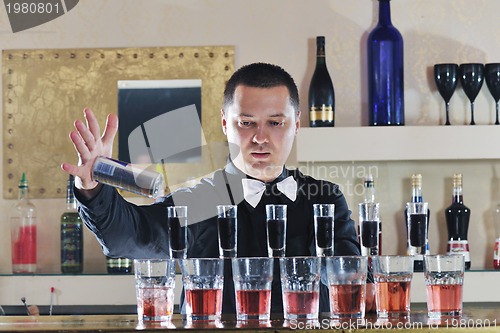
411, 174, 422, 187
364, 175, 374, 188
18, 172, 28, 188
453, 173, 463, 186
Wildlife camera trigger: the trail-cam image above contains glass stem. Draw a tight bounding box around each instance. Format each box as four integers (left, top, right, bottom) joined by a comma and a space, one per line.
445, 101, 451, 125
470, 102, 475, 125
496, 102, 500, 125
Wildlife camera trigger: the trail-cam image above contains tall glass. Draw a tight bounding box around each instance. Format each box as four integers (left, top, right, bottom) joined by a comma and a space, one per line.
180, 258, 224, 322
313, 203, 335, 256
134, 259, 177, 323
424, 254, 464, 318
280, 257, 321, 321
372, 255, 413, 319
167, 206, 187, 259
232, 257, 273, 322
434, 63, 459, 126
459, 63, 484, 125
266, 204, 287, 257
216, 205, 237, 258
406, 202, 428, 259
325, 256, 368, 319
359, 202, 380, 256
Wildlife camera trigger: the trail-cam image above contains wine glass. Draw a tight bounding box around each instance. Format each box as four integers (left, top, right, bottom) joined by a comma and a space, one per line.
434, 64, 459, 125
485, 63, 500, 125
459, 63, 484, 125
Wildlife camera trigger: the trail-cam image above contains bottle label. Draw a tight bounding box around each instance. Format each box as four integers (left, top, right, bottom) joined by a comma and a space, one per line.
447, 240, 470, 262
310, 106, 333, 122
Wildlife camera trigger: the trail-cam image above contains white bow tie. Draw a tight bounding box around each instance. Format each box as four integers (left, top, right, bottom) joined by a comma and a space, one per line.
241, 176, 297, 208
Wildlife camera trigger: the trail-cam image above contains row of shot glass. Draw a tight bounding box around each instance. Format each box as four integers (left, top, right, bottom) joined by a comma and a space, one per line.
167, 203, 336, 260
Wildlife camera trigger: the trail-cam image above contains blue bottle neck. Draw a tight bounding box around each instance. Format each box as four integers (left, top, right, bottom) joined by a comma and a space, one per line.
378, 0, 392, 25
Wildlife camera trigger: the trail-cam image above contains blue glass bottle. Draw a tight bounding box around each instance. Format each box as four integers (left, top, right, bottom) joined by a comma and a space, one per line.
367, 0, 404, 126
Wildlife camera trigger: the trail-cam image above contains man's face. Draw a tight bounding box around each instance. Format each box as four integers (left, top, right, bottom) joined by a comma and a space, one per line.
221, 85, 300, 182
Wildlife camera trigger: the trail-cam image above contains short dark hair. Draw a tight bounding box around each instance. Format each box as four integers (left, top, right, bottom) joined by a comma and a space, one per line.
223, 62, 300, 115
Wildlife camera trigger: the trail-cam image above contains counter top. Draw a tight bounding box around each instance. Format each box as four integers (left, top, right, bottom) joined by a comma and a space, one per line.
0, 303, 498, 332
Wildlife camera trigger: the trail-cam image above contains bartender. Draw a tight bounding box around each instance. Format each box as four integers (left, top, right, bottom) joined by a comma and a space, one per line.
61, 62, 375, 314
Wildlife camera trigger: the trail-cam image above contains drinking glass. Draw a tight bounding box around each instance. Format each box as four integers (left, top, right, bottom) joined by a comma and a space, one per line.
167, 206, 187, 259
313, 203, 335, 256
279, 256, 321, 321
265, 204, 287, 257
434, 63, 459, 125
372, 255, 414, 319
485, 63, 500, 125
359, 202, 380, 256
325, 256, 368, 319
180, 258, 224, 322
406, 202, 428, 258
424, 254, 465, 318
232, 257, 273, 322
134, 259, 177, 323
216, 205, 237, 258
459, 63, 484, 125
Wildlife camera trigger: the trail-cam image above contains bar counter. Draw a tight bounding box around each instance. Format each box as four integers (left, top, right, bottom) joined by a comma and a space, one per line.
0, 303, 498, 332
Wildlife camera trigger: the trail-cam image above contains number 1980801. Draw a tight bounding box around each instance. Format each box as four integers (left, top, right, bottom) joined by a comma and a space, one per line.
5, 2, 61, 14
445, 318, 497, 329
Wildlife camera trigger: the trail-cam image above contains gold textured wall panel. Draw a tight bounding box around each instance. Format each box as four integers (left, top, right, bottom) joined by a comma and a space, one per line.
2, 46, 234, 199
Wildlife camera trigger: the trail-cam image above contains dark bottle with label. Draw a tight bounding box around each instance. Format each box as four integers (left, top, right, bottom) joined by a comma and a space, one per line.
405, 174, 430, 272
367, 0, 404, 126
106, 256, 133, 274
309, 36, 335, 127
61, 175, 83, 274
445, 173, 471, 270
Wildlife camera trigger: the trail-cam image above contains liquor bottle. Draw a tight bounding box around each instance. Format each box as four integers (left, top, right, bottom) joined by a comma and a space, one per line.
10, 172, 37, 274
309, 36, 335, 127
404, 174, 431, 272
445, 173, 471, 270
92, 156, 164, 198
367, 0, 404, 126
360, 175, 382, 255
61, 175, 84, 274
106, 256, 133, 274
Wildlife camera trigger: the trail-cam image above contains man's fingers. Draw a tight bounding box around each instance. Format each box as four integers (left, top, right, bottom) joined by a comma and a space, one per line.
60, 162, 78, 176
102, 113, 118, 146
69, 130, 91, 160
83, 108, 102, 144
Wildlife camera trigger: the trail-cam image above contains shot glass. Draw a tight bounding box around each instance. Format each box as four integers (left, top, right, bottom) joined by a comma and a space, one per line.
180, 258, 224, 322
372, 255, 414, 319
279, 256, 321, 321
266, 204, 287, 257
167, 206, 188, 259
359, 202, 380, 256
325, 256, 368, 319
217, 205, 237, 258
232, 257, 274, 321
424, 254, 465, 318
406, 202, 428, 256
134, 258, 177, 323
313, 203, 335, 257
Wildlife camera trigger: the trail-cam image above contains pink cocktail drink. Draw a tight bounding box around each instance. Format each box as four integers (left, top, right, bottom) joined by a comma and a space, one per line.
329, 284, 366, 318
185, 288, 223, 321
282, 290, 319, 319
137, 286, 174, 322
426, 284, 463, 317
236, 289, 271, 320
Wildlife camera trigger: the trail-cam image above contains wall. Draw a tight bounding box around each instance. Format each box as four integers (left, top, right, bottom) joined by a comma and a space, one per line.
0, 0, 499, 278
